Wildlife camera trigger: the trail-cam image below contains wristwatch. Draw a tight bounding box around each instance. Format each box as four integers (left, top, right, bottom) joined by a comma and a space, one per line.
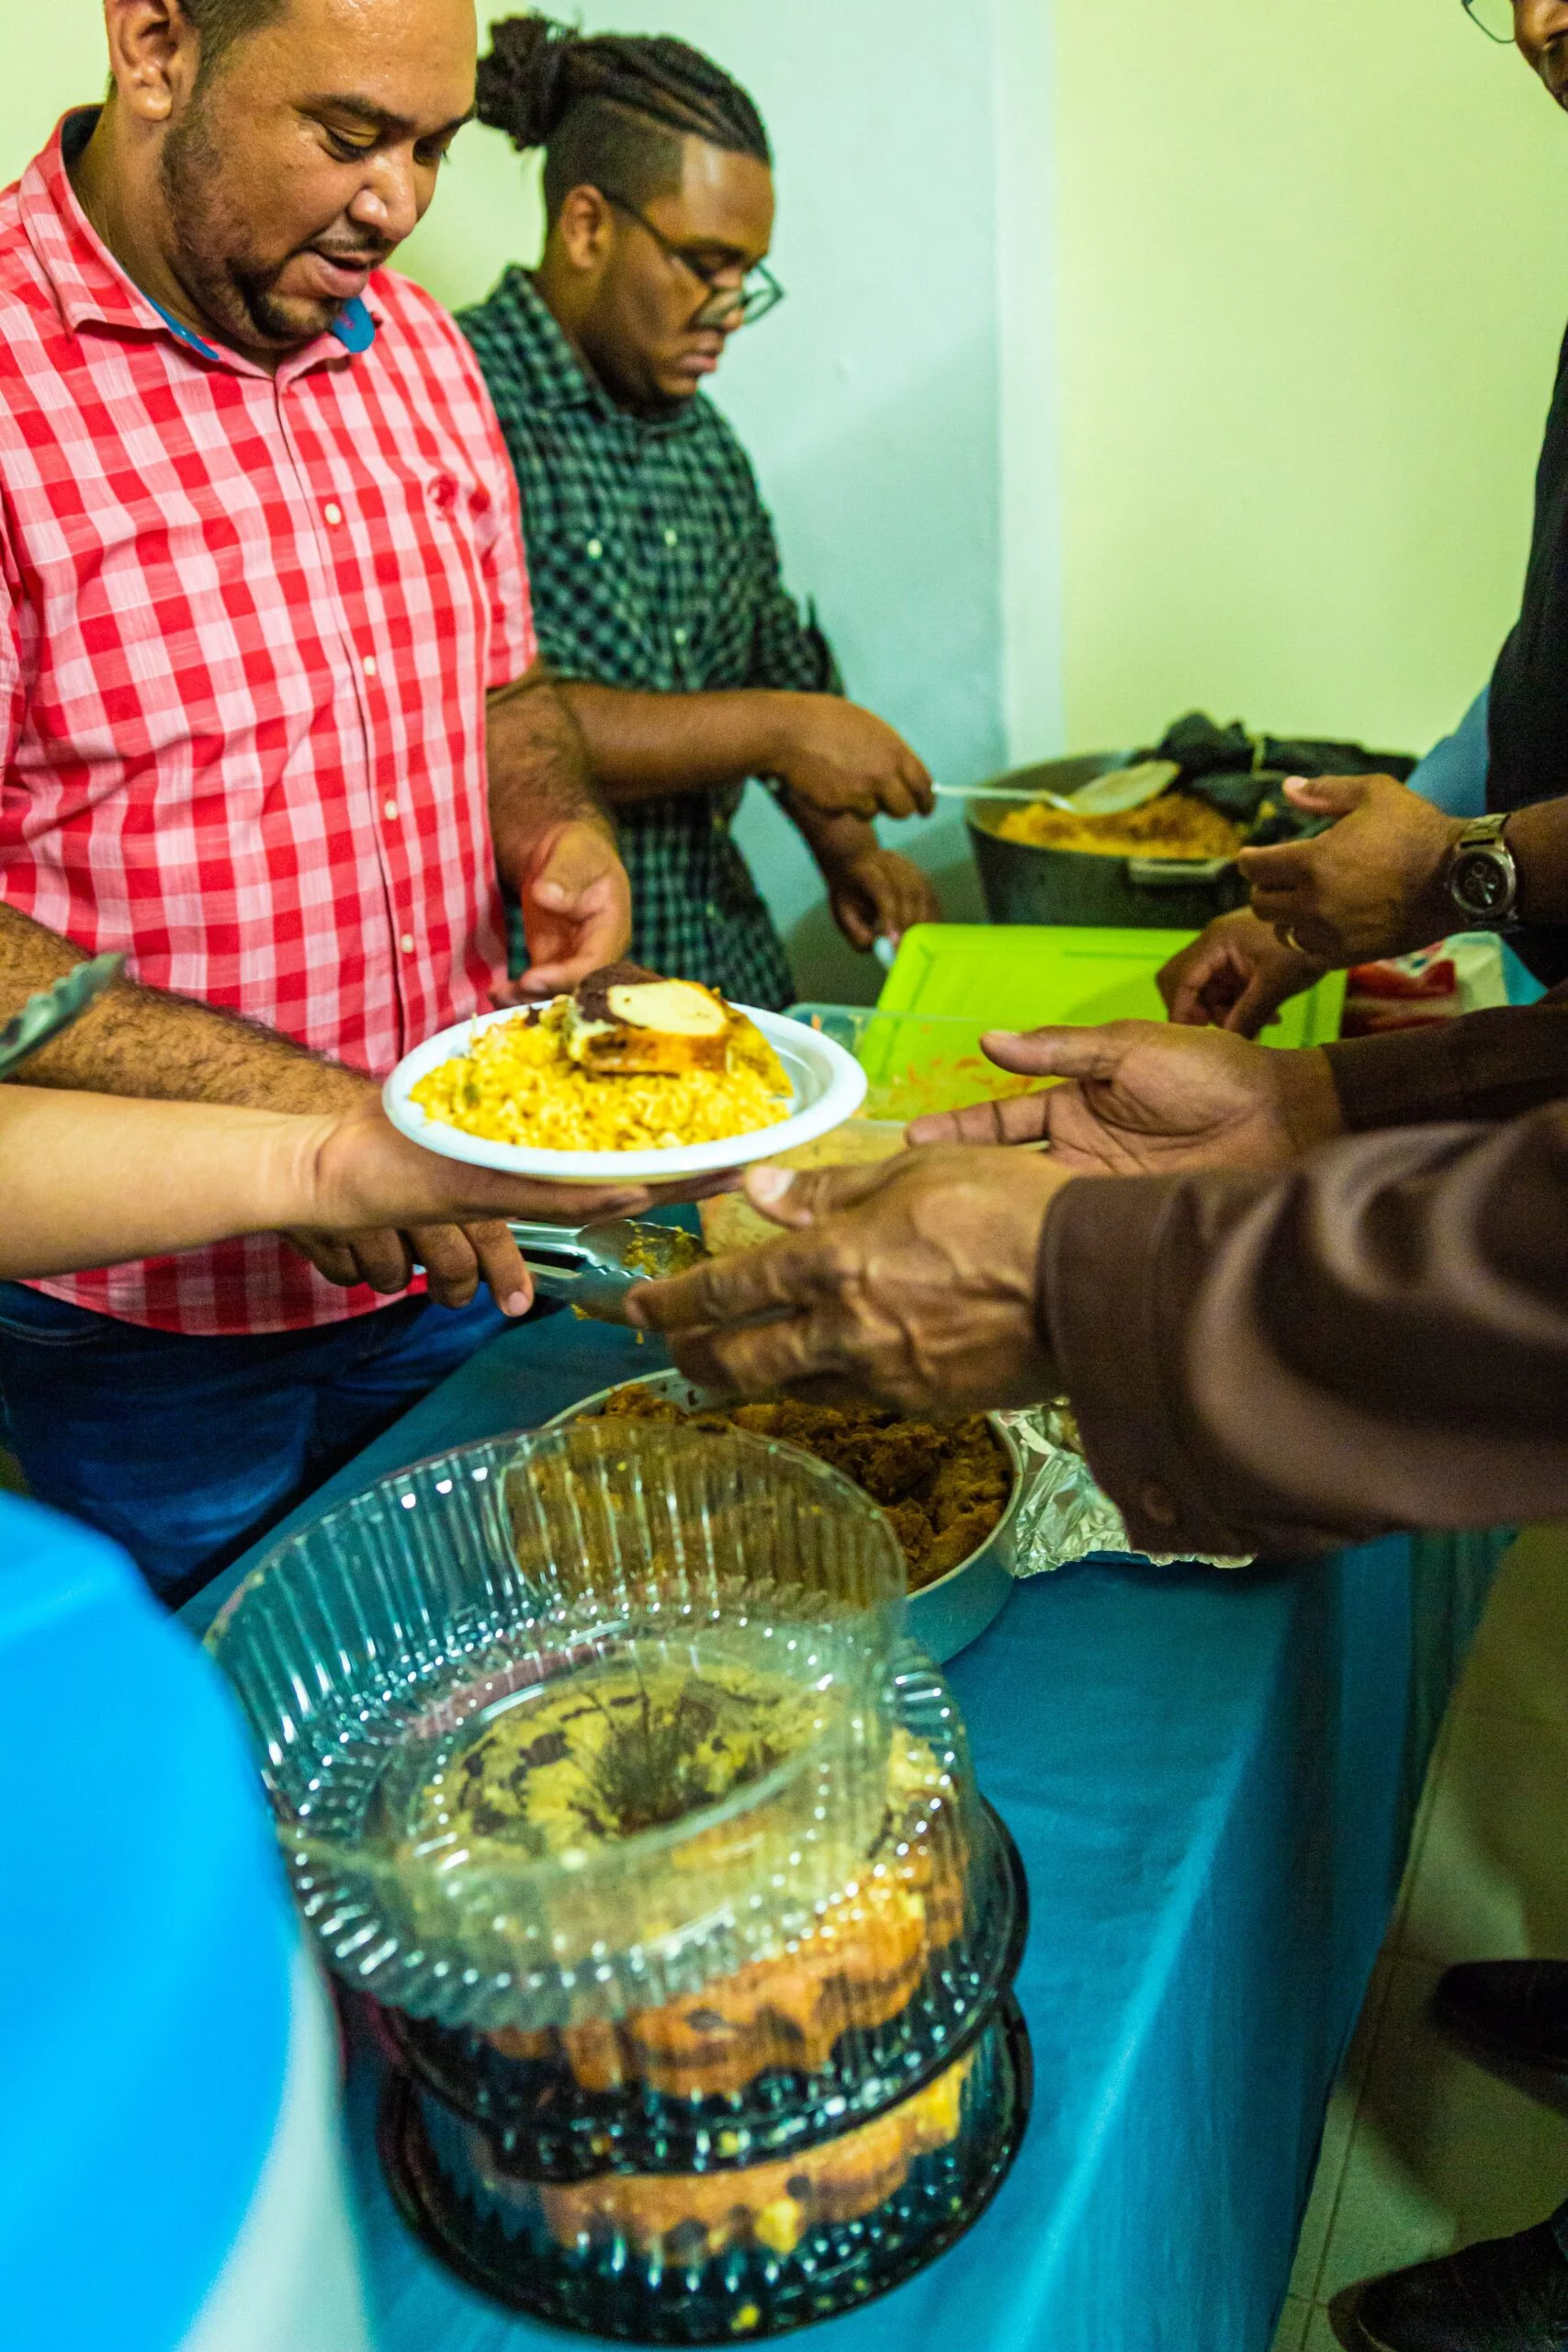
1447, 812, 1520, 931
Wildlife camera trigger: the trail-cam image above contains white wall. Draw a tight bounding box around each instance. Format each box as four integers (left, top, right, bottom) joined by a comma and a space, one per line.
402, 0, 1019, 999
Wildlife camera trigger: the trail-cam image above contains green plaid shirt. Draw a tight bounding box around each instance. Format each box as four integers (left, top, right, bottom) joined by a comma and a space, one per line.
460, 268, 839, 1009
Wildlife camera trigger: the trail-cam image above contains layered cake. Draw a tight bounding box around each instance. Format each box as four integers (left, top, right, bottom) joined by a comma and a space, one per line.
385, 2004, 1032, 2336
481, 1718, 967, 2098
412, 1657, 825, 1872
468, 2043, 975, 2261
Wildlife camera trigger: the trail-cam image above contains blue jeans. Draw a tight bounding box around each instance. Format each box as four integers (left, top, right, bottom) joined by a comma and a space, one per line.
0, 1284, 519, 1606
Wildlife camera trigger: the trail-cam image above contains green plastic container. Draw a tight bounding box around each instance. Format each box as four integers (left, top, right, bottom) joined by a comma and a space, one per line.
874, 923, 1345, 1049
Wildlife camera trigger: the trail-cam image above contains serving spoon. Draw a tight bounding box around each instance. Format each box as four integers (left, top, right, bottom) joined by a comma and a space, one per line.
933, 758, 1179, 816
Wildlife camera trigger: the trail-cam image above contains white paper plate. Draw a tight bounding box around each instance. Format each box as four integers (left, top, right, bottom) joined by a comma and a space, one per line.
383, 1004, 868, 1185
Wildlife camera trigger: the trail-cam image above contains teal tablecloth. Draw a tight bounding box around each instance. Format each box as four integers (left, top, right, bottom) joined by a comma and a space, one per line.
188, 1311, 1508, 2352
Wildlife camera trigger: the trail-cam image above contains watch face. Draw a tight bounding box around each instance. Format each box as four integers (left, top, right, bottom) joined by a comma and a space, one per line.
1452, 849, 1513, 919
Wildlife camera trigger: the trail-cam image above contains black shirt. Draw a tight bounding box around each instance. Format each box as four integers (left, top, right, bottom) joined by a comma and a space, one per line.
1488, 319, 1568, 981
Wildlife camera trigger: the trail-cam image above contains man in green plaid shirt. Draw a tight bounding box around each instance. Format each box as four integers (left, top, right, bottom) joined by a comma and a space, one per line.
458, 17, 941, 1011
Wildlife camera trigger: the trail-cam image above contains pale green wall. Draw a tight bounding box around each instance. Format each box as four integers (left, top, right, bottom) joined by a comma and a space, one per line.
0, 7, 102, 187
15, 2, 1565, 785
1051, 0, 1568, 762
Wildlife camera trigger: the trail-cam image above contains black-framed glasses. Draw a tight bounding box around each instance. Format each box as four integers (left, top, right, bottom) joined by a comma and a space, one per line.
1462, 0, 1516, 42
598, 189, 785, 330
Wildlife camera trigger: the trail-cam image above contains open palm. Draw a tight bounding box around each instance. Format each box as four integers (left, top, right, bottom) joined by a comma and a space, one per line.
908, 1021, 1309, 1176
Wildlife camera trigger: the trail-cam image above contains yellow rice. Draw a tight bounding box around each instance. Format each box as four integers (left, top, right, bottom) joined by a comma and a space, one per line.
410, 1000, 794, 1154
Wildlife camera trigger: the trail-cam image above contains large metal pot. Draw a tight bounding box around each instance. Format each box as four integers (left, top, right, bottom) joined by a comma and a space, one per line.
966, 752, 1251, 931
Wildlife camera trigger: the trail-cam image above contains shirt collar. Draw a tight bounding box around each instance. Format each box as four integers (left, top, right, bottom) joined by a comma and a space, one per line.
20, 111, 380, 371
491, 265, 702, 436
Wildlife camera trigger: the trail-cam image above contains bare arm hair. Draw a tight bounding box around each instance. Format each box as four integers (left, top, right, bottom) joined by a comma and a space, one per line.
553, 682, 793, 806
0, 899, 370, 1113
486, 666, 613, 884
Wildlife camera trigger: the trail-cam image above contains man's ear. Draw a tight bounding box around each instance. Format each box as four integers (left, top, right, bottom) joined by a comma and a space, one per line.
553, 184, 617, 276
102, 0, 202, 127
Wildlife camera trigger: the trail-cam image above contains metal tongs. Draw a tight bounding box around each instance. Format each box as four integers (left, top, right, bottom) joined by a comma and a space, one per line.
0, 954, 126, 1082
501, 1218, 706, 1324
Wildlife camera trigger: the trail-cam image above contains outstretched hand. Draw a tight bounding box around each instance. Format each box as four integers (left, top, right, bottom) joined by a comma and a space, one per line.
502, 819, 634, 1001
906, 1021, 1343, 1176
1235, 774, 1461, 966
1158, 910, 1327, 1036
629, 1145, 1067, 1416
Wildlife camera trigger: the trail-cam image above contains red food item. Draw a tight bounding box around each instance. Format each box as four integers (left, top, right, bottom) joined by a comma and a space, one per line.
1341, 952, 1462, 1037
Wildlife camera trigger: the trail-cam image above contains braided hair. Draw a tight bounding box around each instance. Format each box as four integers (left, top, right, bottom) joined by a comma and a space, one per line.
476, 15, 771, 220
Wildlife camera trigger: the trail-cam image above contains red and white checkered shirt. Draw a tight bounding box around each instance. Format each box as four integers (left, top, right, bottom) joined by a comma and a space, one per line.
0, 119, 535, 1334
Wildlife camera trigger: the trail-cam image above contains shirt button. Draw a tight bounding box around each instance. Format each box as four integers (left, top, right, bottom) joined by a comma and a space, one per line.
363, 655, 378, 677
1140, 1482, 1179, 1529
663, 527, 679, 548
586, 537, 604, 560
384, 799, 400, 821
323, 503, 343, 526
399, 933, 415, 955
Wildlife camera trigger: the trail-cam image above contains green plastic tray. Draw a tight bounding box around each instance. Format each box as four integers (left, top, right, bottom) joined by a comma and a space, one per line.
786, 1005, 1060, 1123
875, 923, 1345, 1048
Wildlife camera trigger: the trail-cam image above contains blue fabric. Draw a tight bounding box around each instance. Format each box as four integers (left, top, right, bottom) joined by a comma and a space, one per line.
1407, 686, 1491, 817
1393, 688, 1544, 1002
190, 1312, 1507, 2352
0, 1284, 513, 1603
143, 287, 378, 360
0, 1497, 294, 2352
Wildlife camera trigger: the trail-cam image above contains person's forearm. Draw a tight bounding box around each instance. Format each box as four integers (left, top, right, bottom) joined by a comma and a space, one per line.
786, 799, 878, 869
1040, 1104, 1568, 1558
1324, 986, 1568, 1133
558, 682, 798, 806
0, 900, 370, 1112
486, 667, 612, 889
1503, 798, 1568, 925
0, 1089, 331, 1275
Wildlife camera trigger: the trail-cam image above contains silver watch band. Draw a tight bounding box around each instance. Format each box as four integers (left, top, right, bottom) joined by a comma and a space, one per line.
1448, 813, 1519, 932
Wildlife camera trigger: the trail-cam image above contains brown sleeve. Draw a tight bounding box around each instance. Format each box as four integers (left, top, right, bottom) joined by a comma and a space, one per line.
1039, 1103, 1568, 1558
1325, 984, 1568, 1131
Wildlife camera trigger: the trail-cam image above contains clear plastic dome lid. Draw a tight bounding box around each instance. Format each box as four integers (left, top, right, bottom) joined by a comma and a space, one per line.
209, 1421, 908, 2030
378, 1651, 1029, 2181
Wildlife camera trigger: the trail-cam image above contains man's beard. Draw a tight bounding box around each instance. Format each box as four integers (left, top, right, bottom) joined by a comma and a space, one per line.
157, 104, 368, 353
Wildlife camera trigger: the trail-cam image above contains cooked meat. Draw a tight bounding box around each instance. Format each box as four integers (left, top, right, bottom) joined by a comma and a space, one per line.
591, 1386, 1010, 1588
919, 1508, 1005, 1582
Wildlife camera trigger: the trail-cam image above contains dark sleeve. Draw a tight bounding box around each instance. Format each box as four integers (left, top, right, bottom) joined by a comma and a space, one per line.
1039, 1104, 1568, 1558
741, 493, 843, 697
1324, 985, 1568, 1131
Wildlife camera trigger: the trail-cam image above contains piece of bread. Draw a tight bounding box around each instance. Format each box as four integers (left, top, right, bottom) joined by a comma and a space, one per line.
562, 961, 735, 1076
699, 1118, 907, 1256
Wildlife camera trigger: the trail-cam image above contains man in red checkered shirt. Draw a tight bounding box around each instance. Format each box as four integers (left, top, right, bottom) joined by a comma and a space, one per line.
0, 0, 642, 1600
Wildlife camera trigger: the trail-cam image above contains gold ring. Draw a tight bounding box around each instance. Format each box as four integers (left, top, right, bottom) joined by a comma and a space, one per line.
1282, 927, 1303, 954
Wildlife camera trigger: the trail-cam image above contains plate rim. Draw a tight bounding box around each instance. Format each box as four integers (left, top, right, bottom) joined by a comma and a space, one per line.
382, 1003, 867, 1184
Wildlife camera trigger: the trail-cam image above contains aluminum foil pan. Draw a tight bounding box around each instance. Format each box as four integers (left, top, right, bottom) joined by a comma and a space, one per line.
997, 1405, 1254, 1573
546, 1373, 1021, 1664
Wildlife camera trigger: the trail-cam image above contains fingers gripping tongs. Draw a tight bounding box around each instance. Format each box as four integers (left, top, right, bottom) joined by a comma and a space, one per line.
503, 1219, 705, 1325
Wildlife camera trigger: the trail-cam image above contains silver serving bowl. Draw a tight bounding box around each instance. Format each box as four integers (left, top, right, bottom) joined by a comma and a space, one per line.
545, 1372, 1020, 1664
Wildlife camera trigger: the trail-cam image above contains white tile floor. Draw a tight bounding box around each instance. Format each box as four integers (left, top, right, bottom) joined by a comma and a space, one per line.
1273, 1522, 1568, 2349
